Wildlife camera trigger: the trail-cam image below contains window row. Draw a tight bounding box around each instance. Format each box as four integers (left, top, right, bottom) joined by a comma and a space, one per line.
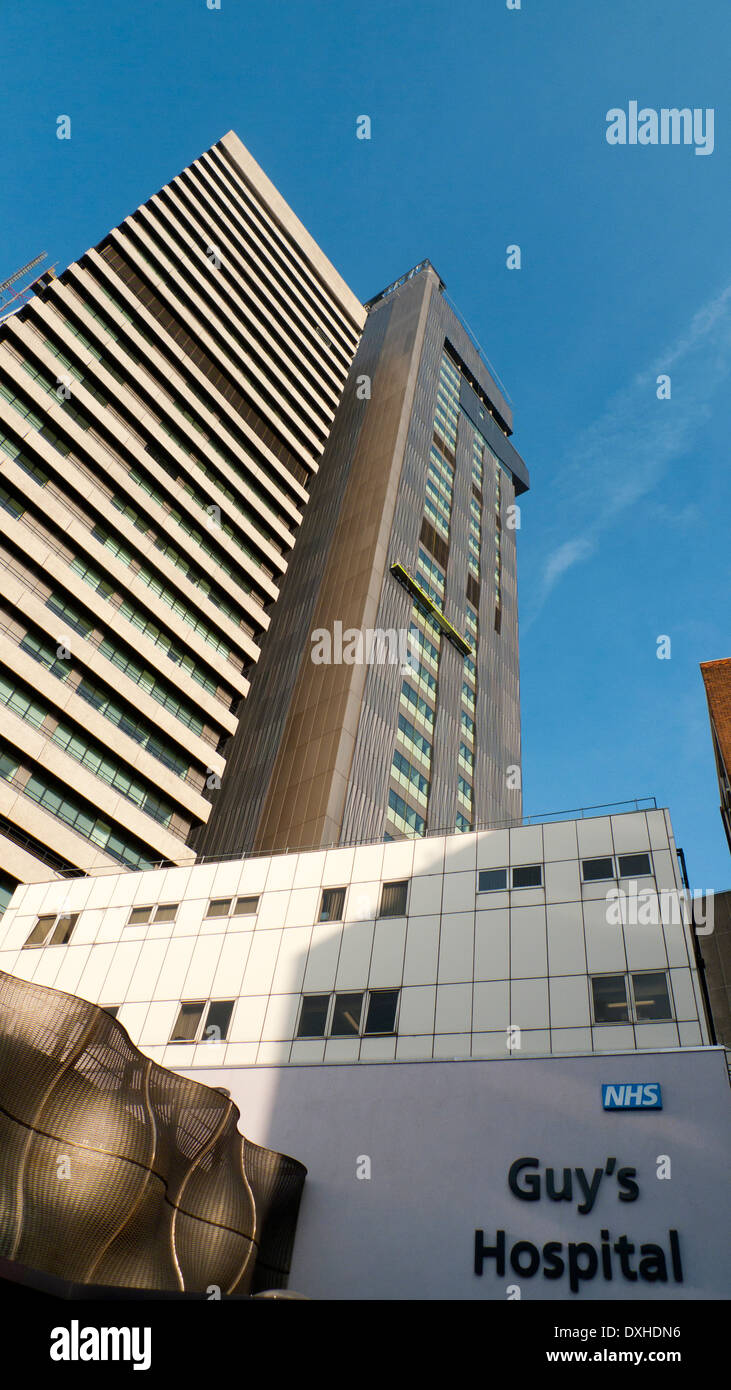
478, 853, 653, 893
123, 971, 675, 1043
20, 881, 411, 948
297, 989, 400, 1039
479, 865, 543, 892
18, 852, 659, 950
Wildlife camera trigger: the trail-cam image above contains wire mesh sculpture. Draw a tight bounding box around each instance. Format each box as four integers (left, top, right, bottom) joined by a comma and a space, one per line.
0, 970, 306, 1295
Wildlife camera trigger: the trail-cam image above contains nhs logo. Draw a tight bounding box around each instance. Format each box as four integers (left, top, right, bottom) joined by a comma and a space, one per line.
602, 1083, 663, 1110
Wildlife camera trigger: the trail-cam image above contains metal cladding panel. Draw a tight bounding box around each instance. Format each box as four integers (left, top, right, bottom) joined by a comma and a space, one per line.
247, 274, 430, 853
197, 263, 526, 854
0, 970, 306, 1294
193, 300, 394, 858
341, 276, 523, 839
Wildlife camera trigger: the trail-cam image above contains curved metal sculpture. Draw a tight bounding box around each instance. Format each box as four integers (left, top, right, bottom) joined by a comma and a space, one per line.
0, 970, 306, 1295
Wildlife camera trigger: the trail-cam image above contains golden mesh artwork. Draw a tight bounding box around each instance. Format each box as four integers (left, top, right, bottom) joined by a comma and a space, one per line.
0, 970, 306, 1295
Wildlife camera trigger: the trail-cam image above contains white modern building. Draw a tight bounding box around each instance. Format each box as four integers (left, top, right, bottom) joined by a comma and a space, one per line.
2, 805, 728, 1301
0, 806, 711, 1063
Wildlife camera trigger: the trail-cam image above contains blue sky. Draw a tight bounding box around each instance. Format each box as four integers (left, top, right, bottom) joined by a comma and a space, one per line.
2, 0, 729, 889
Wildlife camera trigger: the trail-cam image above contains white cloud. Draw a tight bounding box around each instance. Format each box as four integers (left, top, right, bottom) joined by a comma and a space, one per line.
526, 279, 731, 626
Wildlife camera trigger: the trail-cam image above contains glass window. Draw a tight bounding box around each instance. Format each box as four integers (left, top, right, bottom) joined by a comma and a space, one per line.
365, 989, 399, 1035
631, 972, 672, 1021
232, 896, 259, 916
23, 914, 57, 948
582, 857, 615, 882
206, 898, 232, 918
127, 906, 152, 925
387, 788, 426, 836
379, 880, 409, 917
478, 868, 508, 892
153, 903, 178, 923
22, 913, 78, 947
512, 864, 542, 889
591, 975, 630, 1024
297, 994, 330, 1038
618, 853, 652, 878
51, 914, 78, 945
330, 992, 363, 1036
202, 1000, 235, 1041
319, 887, 346, 922
0, 871, 18, 916
170, 1001, 205, 1041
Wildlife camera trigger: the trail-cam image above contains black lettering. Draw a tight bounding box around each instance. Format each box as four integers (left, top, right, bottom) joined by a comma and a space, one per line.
638, 1245, 668, 1282
508, 1157, 540, 1201
669, 1230, 684, 1283
510, 1240, 540, 1277
617, 1167, 639, 1202
542, 1241, 564, 1280
600, 1229, 612, 1280
546, 1167, 572, 1202
575, 1166, 603, 1214
614, 1234, 638, 1281
567, 1242, 598, 1293
474, 1228, 505, 1276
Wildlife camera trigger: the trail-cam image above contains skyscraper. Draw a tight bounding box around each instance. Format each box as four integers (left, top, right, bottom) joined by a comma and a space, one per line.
700, 658, 731, 857
195, 260, 530, 857
0, 132, 364, 904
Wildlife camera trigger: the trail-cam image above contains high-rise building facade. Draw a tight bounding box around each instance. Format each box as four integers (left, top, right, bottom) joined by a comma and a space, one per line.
698, 658, 731, 1047
0, 132, 364, 906
195, 261, 530, 858
700, 658, 731, 857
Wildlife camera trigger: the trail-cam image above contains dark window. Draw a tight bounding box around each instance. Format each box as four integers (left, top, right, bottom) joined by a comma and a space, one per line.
512, 864, 542, 889
206, 898, 232, 918
419, 516, 450, 571
365, 989, 399, 1035
319, 887, 346, 922
232, 896, 258, 916
202, 1000, 235, 1041
24, 916, 57, 947
478, 868, 508, 892
170, 1001, 205, 1041
51, 914, 78, 945
582, 857, 615, 882
296, 994, 330, 1038
103, 1005, 120, 1019
153, 903, 178, 923
591, 975, 629, 1024
631, 972, 672, 1021
128, 905, 152, 925
23, 913, 77, 948
330, 992, 363, 1036
618, 853, 652, 878
379, 880, 409, 917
